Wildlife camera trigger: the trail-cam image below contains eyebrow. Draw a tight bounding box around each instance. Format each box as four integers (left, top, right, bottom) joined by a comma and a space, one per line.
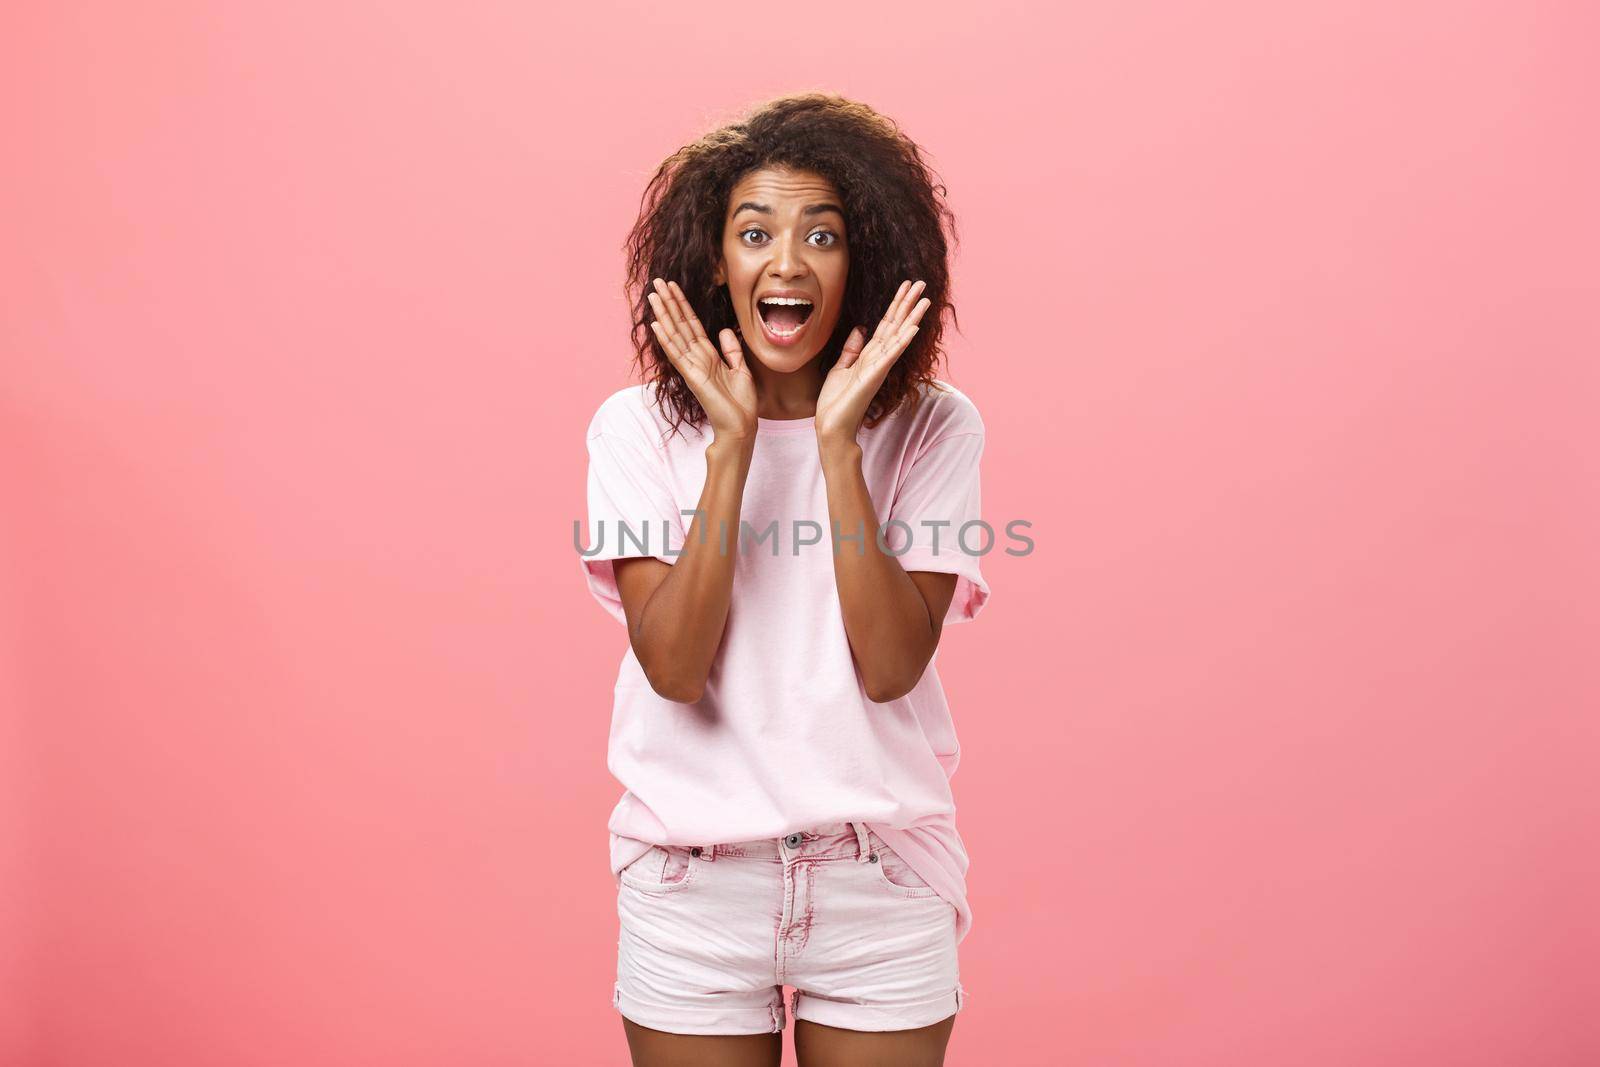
732, 201, 845, 220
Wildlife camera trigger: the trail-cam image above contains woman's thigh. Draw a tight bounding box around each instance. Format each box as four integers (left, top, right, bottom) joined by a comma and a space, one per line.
621, 1017, 782, 1067
794, 1014, 955, 1067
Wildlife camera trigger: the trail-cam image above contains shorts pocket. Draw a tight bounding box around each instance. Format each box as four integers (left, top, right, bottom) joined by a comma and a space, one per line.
870, 842, 941, 899
619, 844, 698, 894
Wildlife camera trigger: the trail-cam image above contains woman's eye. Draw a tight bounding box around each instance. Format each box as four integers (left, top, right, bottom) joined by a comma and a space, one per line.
738, 228, 839, 247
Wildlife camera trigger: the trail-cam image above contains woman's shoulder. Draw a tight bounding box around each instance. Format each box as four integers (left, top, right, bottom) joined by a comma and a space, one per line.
897, 378, 986, 441
586, 380, 680, 447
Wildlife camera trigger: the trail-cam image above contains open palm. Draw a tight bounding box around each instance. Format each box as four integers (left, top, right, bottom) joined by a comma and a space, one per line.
647, 278, 758, 439
815, 279, 931, 442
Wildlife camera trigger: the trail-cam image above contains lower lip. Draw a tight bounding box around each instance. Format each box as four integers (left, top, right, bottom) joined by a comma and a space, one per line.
757, 306, 813, 347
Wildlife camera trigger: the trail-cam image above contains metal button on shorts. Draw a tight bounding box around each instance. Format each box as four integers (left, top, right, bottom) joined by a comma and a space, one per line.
784, 833, 803, 848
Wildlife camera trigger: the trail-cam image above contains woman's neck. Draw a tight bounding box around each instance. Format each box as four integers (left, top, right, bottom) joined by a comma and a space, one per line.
749, 359, 824, 420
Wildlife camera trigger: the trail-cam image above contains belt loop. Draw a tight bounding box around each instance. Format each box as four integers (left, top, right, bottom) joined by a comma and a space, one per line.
851, 821, 871, 862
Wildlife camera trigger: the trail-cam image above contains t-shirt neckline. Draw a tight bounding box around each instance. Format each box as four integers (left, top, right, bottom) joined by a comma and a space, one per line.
756, 415, 817, 435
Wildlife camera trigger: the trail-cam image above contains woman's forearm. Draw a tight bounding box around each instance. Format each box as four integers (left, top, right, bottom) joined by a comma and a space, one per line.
630, 435, 754, 702
819, 438, 939, 702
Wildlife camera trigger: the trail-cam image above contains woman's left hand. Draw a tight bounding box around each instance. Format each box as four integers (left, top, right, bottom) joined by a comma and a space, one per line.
815, 279, 931, 447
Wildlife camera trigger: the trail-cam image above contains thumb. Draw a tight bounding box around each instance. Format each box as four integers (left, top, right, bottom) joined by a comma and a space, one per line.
718, 328, 746, 372
836, 326, 866, 369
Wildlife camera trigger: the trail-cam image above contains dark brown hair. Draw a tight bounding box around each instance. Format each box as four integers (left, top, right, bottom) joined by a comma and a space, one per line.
622, 91, 961, 440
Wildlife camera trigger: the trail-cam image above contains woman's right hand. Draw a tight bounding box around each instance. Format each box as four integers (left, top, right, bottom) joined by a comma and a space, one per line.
647, 278, 758, 442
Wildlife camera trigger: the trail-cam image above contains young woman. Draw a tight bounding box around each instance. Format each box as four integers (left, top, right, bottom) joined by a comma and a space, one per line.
580, 92, 991, 1067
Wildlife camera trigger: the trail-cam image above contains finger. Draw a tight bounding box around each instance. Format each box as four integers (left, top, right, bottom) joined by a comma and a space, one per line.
878, 280, 912, 335
890, 280, 927, 328
652, 276, 678, 308
870, 324, 918, 374
838, 326, 866, 366
648, 286, 682, 339
651, 317, 702, 376
887, 279, 912, 317
870, 320, 919, 368
835, 333, 864, 370
656, 278, 694, 340
648, 291, 691, 354
905, 296, 932, 328
667, 281, 711, 345
868, 285, 908, 349
873, 279, 921, 347
718, 328, 746, 372
649, 319, 683, 368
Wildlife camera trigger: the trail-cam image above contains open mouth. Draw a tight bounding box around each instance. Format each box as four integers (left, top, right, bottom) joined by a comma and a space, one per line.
756, 297, 815, 346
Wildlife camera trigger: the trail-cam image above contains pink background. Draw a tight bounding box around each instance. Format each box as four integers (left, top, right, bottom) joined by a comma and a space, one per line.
4, 1, 1597, 1064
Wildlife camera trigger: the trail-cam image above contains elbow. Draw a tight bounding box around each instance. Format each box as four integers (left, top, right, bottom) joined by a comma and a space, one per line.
641, 663, 705, 704
863, 671, 917, 704
653, 679, 704, 704
630, 637, 706, 704
862, 654, 935, 704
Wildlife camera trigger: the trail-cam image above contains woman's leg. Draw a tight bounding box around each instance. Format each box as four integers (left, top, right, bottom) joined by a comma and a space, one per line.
794, 1013, 955, 1067
622, 1017, 782, 1067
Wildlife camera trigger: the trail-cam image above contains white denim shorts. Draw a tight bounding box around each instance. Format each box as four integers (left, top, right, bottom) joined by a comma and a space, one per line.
614, 820, 967, 1035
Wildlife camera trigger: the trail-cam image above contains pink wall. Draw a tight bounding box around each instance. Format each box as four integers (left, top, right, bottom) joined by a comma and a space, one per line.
4, 1, 1596, 1064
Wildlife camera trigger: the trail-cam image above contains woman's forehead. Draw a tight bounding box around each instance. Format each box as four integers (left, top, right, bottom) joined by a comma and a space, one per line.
727, 167, 840, 206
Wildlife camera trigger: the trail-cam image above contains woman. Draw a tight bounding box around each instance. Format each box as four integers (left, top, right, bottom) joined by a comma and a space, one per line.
580, 91, 991, 1067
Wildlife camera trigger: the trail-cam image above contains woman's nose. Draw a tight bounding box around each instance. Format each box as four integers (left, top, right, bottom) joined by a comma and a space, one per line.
770, 238, 807, 276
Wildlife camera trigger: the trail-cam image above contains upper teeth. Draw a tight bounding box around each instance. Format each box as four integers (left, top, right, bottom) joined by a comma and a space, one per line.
760, 297, 811, 306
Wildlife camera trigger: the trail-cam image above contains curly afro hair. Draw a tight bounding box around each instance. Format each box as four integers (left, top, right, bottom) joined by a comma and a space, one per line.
622, 91, 962, 440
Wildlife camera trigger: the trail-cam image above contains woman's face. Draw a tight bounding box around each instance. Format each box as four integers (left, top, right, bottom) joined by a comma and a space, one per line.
714, 167, 849, 375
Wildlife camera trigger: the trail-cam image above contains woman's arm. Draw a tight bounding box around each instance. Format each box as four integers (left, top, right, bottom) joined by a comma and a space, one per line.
819, 437, 958, 702
809, 278, 950, 702
614, 437, 754, 705
615, 278, 761, 703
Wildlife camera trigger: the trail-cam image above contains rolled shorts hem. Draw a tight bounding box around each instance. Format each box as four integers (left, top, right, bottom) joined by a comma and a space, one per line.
791, 980, 967, 1032
613, 980, 786, 1035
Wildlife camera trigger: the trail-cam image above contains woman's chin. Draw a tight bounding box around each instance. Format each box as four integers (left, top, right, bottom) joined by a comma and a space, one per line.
746, 339, 823, 373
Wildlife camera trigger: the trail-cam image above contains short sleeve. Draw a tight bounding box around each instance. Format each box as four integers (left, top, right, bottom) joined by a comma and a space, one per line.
579, 406, 684, 626
884, 429, 992, 626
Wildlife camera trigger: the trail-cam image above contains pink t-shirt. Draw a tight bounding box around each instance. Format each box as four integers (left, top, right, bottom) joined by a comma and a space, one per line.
580, 378, 990, 943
